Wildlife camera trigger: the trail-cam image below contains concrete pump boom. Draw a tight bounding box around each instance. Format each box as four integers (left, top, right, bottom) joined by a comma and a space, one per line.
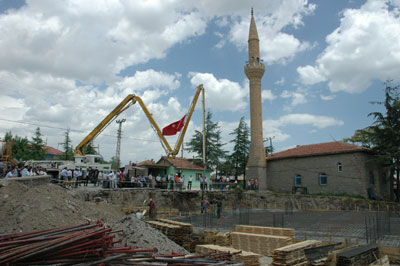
74, 84, 204, 158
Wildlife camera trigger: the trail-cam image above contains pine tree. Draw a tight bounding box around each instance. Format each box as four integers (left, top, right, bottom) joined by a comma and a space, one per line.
229, 117, 250, 179
62, 129, 74, 160
84, 141, 97, 155
30, 127, 46, 160
185, 112, 226, 170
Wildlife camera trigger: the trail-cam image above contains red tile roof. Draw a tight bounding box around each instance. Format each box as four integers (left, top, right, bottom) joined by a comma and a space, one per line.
42, 145, 64, 155
267, 141, 370, 161
137, 160, 153, 166
160, 156, 210, 171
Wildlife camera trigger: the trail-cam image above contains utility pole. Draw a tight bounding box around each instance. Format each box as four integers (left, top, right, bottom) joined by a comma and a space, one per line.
115, 119, 126, 170
263, 136, 275, 155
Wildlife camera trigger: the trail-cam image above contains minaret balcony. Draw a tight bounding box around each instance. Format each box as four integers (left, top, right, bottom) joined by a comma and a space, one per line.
244, 61, 265, 78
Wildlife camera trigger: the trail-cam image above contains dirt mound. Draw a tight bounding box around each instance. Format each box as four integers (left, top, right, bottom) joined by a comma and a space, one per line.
112, 215, 189, 255
0, 181, 125, 233
0, 181, 189, 255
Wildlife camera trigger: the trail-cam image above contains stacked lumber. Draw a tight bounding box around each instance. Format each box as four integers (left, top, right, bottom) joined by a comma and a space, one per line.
187, 232, 205, 252
146, 220, 183, 245
272, 240, 321, 266
203, 229, 218, 244
196, 244, 260, 266
157, 219, 193, 250
235, 225, 294, 239
216, 232, 231, 246
231, 232, 292, 256
157, 208, 179, 217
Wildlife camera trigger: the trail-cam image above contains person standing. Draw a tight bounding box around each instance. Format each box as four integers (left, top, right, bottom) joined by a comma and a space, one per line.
199, 176, 204, 191
5, 167, 18, 179
187, 175, 193, 190
216, 199, 223, 219
201, 199, 210, 214
148, 198, 156, 219
60, 167, 68, 181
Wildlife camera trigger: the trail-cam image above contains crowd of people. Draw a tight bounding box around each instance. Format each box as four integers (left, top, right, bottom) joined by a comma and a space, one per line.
3, 165, 260, 193
4, 165, 47, 178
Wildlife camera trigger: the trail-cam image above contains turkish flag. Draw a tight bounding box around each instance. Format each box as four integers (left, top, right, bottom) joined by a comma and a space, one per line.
162, 115, 186, 136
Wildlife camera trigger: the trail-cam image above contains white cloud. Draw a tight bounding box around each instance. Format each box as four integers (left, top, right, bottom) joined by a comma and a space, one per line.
0, 69, 184, 163
262, 90, 277, 101
227, 1, 316, 64
275, 77, 285, 86
297, 65, 326, 85
0, 1, 207, 84
262, 113, 344, 143
297, 0, 400, 93
320, 94, 336, 101
280, 90, 307, 109
189, 72, 248, 111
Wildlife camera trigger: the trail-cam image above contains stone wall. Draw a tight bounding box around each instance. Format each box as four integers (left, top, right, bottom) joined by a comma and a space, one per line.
266, 152, 390, 200
0, 175, 51, 187
69, 189, 400, 213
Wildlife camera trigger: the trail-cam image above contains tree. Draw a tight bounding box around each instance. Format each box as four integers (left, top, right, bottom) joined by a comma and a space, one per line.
346, 82, 400, 200
30, 127, 46, 160
185, 112, 226, 170
84, 141, 97, 155
3, 131, 30, 161
229, 117, 250, 179
62, 129, 74, 160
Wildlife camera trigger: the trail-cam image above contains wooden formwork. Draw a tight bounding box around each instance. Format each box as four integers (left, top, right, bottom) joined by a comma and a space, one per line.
235, 225, 295, 239
231, 232, 292, 256
271, 240, 321, 266
196, 244, 260, 266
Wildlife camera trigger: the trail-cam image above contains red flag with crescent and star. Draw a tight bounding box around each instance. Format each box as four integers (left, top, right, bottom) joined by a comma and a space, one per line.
162, 115, 186, 136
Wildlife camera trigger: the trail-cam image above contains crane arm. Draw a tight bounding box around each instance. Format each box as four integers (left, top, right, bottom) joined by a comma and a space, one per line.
74, 94, 172, 156
170, 84, 204, 158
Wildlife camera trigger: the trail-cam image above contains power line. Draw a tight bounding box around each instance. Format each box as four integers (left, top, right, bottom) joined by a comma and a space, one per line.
0, 118, 160, 143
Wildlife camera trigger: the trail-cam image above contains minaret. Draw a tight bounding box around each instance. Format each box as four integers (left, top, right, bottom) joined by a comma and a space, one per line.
244, 9, 267, 189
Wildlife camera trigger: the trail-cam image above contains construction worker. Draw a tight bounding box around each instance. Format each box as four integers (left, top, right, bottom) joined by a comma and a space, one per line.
148, 198, 156, 219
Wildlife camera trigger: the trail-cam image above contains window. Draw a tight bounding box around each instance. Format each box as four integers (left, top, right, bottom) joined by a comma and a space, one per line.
294, 175, 302, 186
319, 173, 327, 185
337, 162, 342, 172
369, 171, 375, 185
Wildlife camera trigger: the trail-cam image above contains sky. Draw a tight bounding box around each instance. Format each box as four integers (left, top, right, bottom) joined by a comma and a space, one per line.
0, 0, 400, 165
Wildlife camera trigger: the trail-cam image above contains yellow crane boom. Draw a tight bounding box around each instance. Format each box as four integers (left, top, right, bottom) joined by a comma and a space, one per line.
74, 84, 204, 158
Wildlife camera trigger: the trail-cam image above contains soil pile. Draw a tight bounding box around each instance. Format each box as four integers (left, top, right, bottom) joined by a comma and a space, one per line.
0, 181, 189, 255
112, 215, 189, 255
0, 181, 125, 233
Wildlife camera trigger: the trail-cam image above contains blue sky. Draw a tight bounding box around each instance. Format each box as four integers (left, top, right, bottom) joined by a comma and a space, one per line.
0, 0, 399, 164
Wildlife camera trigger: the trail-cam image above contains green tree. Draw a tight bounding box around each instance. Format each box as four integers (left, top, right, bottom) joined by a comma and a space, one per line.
30, 127, 46, 160
346, 82, 400, 200
185, 112, 226, 170
4, 131, 30, 161
229, 117, 250, 179
62, 129, 74, 160
83, 141, 97, 155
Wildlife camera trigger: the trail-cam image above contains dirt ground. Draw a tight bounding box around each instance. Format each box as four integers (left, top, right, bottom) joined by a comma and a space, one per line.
0, 181, 188, 255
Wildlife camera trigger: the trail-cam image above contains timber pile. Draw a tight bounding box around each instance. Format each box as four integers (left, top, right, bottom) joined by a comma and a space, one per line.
122, 206, 179, 217
235, 225, 295, 239
188, 232, 205, 252
335, 243, 379, 266
271, 240, 321, 266
146, 221, 183, 245
203, 229, 219, 244
196, 244, 261, 266
231, 232, 292, 256
216, 232, 231, 246
157, 219, 193, 250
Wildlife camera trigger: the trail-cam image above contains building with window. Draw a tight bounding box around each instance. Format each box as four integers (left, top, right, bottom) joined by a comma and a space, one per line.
138, 157, 212, 189
266, 142, 391, 200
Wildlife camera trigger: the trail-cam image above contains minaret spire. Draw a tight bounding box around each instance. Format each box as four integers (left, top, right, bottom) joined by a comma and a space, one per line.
244, 9, 267, 190
248, 9, 260, 63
